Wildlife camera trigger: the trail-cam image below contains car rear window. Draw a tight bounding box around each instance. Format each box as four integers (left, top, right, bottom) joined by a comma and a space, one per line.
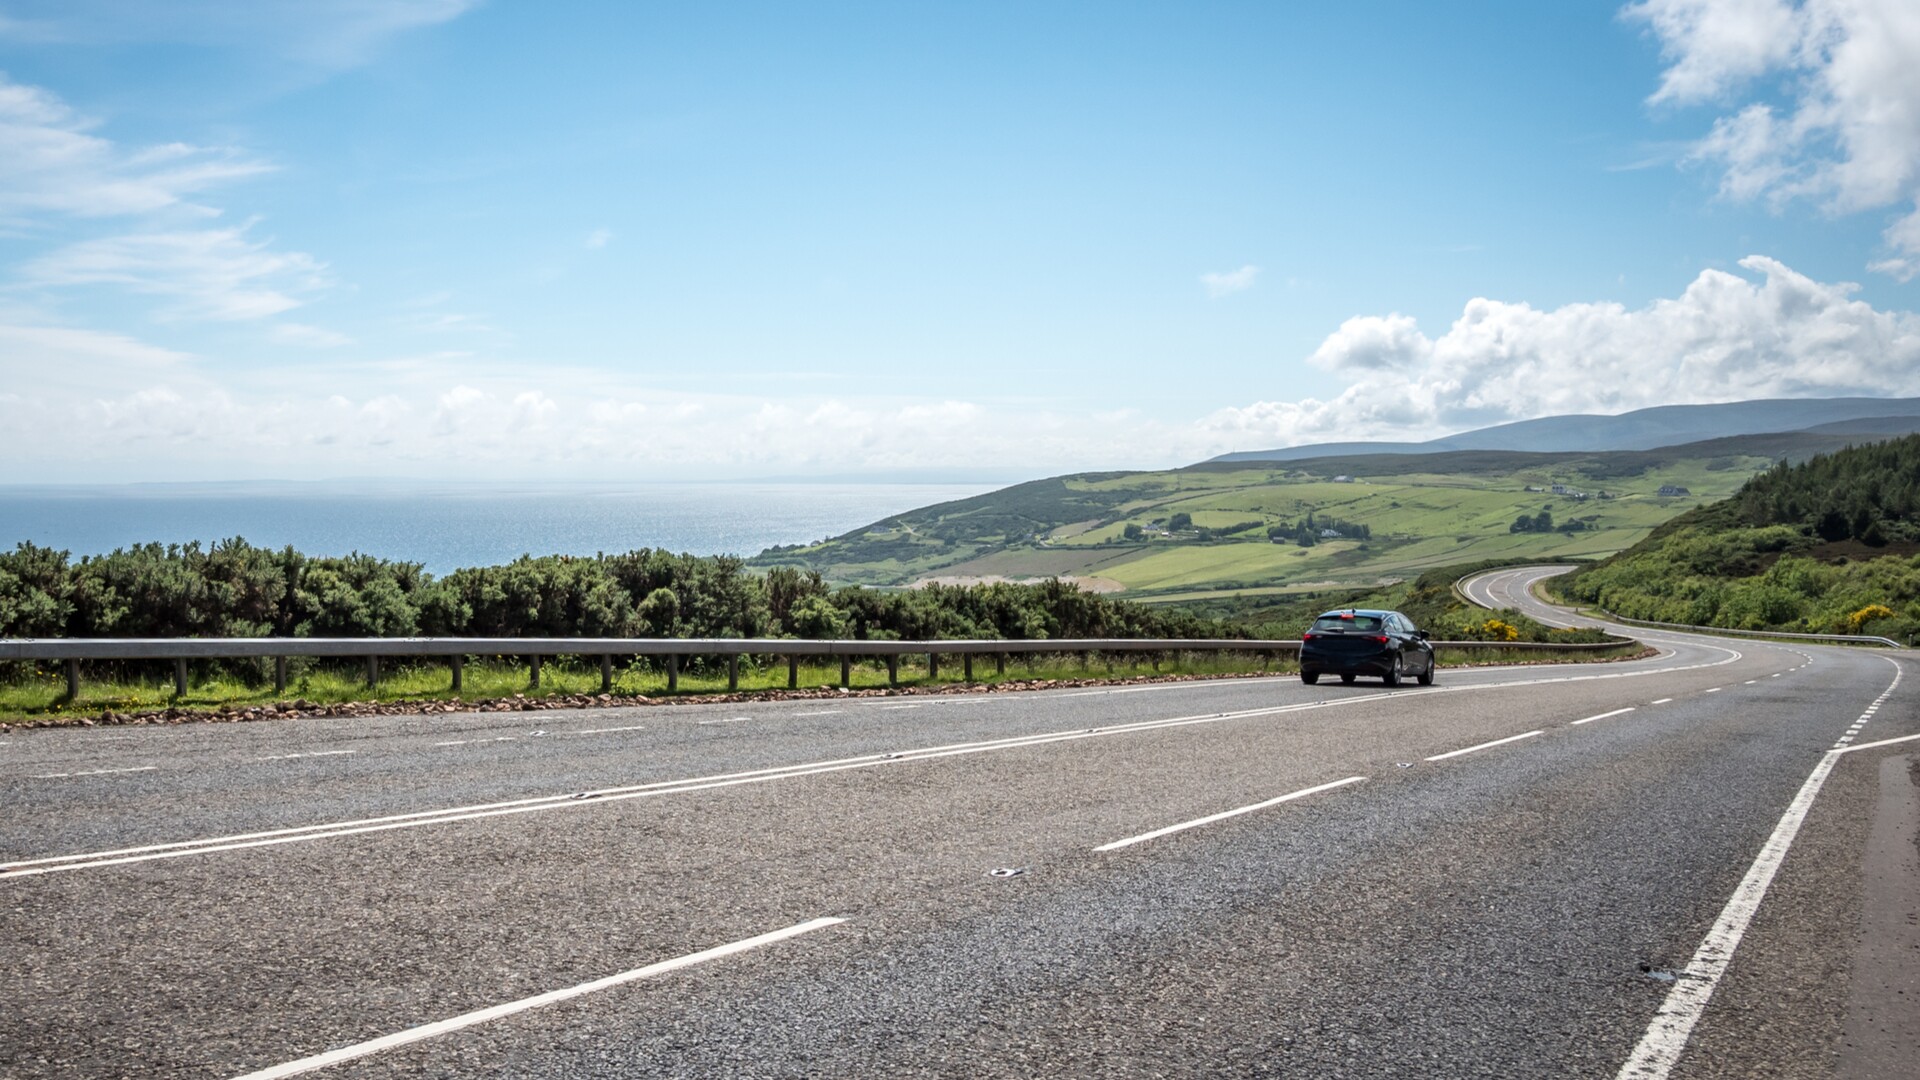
1312, 614, 1381, 632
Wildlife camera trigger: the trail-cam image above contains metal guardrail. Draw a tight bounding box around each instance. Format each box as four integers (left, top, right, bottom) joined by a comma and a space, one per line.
1585, 612, 1905, 649
0, 634, 1633, 699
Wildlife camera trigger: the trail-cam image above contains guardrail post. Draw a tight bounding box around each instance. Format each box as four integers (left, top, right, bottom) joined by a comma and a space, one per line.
274, 656, 287, 694
727, 654, 739, 692
64, 658, 79, 700
174, 659, 188, 698
787, 656, 798, 689
366, 656, 379, 688
452, 655, 463, 692
996, 652, 1006, 676
600, 654, 613, 693
840, 656, 851, 688
963, 653, 973, 682
928, 652, 939, 680
886, 655, 898, 685
529, 655, 541, 689
667, 655, 678, 693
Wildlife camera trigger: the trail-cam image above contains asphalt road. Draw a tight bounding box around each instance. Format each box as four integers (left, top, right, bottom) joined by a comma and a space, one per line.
2, 567, 1915, 1079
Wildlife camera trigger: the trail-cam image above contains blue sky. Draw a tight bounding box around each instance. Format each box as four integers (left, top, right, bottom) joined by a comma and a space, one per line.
2, 1, 1917, 482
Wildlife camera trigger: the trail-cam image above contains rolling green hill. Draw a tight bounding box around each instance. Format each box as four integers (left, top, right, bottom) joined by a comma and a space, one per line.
751, 433, 1878, 599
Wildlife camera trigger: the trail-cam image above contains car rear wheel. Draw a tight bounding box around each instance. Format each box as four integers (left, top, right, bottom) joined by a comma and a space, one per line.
1416, 661, 1433, 686
1301, 672, 1319, 685
1383, 663, 1400, 687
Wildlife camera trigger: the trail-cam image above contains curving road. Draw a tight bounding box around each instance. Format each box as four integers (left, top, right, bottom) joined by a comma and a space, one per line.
2, 569, 1916, 1079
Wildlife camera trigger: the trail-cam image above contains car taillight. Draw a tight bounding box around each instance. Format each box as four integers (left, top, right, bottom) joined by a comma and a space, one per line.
1302, 632, 1315, 640
1374, 635, 1389, 643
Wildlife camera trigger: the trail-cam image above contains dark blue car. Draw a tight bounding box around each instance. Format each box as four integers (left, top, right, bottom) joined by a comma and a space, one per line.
1299, 608, 1435, 686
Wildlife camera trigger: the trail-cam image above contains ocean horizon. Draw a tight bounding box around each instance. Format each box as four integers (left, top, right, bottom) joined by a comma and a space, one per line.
0, 480, 1000, 577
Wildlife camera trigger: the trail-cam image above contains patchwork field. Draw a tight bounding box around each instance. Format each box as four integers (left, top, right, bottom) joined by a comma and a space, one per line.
750, 438, 1812, 600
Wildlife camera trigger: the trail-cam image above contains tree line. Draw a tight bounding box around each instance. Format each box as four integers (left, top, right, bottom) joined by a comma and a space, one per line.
0, 539, 1232, 644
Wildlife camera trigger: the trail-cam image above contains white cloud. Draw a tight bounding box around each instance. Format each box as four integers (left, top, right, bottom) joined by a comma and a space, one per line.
1626, 0, 1920, 271
1206, 255, 1920, 447
269, 322, 354, 348
585, 227, 612, 249
0, 74, 272, 220
23, 221, 330, 320
1201, 264, 1260, 298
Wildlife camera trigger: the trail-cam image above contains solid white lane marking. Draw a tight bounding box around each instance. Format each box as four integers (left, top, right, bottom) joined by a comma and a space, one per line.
32, 766, 157, 779
1571, 707, 1635, 726
1094, 776, 1366, 851
257, 751, 356, 762
1426, 730, 1544, 762
1835, 732, 1920, 755
229, 917, 846, 1080
1617, 656, 1904, 1079
1650, 698, 1674, 705
567, 725, 646, 735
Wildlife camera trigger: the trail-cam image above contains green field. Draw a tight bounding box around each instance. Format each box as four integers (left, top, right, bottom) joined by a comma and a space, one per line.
752, 441, 1786, 600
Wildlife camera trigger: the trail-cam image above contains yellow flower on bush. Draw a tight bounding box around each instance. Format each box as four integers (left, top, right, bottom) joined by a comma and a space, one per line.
1847, 604, 1896, 632
1479, 618, 1520, 642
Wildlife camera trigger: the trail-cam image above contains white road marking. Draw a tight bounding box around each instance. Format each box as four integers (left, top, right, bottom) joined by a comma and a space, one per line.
1425, 730, 1544, 762
1094, 776, 1367, 851
696, 717, 752, 726
229, 917, 846, 1080
1650, 698, 1673, 705
1617, 656, 1904, 1079
1571, 707, 1635, 726
566, 725, 646, 735
1705, 688, 1721, 693
1770, 673, 1781, 677
1835, 732, 1920, 755
0, 645, 1749, 879
31, 766, 157, 779
791, 710, 843, 716
1745, 680, 1757, 685
434, 740, 469, 746
880, 705, 920, 711
257, 751, 356, 762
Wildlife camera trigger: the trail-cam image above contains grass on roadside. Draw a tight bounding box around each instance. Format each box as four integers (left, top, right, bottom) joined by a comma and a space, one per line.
0, 643, 1644, 724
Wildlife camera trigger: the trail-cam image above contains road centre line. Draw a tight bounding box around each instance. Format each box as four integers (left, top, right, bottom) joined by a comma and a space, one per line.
566, 724, 646, 735
791, 710, 843, 716
257, 751, 356, 761
229, 917, 845, 1080
1616, 656, 1905, 1079
1571, 707, 1635, 726
31, 765, 157, 779
1094, 776, 1367, 851
1705, 688, 1721, 693
1, 650, 1749, 879
1650, 698, 1674, 705
1426, 730, 1544, 762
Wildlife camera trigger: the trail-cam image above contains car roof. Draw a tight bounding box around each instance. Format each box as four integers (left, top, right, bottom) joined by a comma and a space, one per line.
1314, 608, 1397, 619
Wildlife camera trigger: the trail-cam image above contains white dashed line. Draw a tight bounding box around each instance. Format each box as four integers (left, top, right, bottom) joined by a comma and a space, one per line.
566, 725, 646, 735
1705, 688, 1721, 693
434, 740, 469, 746
1571, 707, 1635, 726
1426, 730, 1544, 762
229, 917, 848, 1080
257, 751, 356, 762
32, 766, 157, 779
791, 710, 844, 716
1650, 698, 1673, 705
696, 717, 752, 726
1094, 776, 1367, 852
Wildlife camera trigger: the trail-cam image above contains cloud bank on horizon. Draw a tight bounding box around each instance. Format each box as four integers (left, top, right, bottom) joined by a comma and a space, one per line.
1, 1, 1918, 481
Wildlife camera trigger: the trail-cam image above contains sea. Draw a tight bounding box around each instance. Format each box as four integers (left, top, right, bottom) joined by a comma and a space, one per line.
0, 481, 998, 577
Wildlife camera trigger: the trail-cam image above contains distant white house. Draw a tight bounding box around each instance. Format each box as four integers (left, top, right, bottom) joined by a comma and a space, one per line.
1320, 528, 1342, 539
1657, 484, 1691, 497
1332, 475, 1353, 483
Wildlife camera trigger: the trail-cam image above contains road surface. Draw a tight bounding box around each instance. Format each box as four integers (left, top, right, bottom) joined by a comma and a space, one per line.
2, 566, 1915, 1078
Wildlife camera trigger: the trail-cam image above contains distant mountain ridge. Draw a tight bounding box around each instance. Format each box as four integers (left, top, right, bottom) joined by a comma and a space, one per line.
1208, 397, 1920, 463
